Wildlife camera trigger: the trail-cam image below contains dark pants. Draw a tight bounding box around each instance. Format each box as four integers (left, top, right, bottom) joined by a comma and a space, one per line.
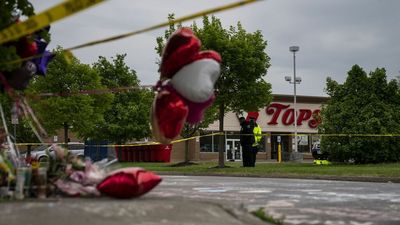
250, 146, 258, 166
242, 144, 254, 167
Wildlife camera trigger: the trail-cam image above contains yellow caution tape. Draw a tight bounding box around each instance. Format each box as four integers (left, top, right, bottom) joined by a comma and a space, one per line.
170, 132, 224, 144
106, 132, 224, 147
68, 0, 260, 51
0, 0, 106, 45
253, 133, 400, 137
13, 132, 400, 148
15, 132, 224, 147
319, 134, 400, 137
0, 0, 261, 66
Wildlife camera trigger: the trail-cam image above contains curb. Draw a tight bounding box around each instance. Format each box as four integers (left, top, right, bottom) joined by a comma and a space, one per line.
155, 171, 400, 183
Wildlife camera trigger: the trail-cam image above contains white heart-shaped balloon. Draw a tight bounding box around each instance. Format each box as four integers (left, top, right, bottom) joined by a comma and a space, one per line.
171, 58, 220, 103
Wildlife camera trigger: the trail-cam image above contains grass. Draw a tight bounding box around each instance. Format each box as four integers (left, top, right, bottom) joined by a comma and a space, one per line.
112, 161, 400, 182
251, 208, 284, 225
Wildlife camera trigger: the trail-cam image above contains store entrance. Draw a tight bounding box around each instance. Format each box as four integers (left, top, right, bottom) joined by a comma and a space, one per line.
226, 139, 241, 161
271, 134, 290, 160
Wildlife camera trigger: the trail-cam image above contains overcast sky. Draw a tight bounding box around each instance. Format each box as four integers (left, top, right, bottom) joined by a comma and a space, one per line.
29, 0, 400, 97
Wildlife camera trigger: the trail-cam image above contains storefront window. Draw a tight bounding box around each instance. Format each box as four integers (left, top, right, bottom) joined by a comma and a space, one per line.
200, 132, 225, 152
200, 134, 213, 152
297, 135, 310, 153
311, 134, 320, 145
200, 132, 268, 153
200, 144, 212, 152
213, 144, 219, 152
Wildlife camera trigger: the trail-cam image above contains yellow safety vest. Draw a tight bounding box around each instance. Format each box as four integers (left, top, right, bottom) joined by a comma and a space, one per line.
252, 124, 262, 147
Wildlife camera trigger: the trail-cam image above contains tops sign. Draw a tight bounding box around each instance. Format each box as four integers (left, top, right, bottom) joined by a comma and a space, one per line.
266, 103, 320, 129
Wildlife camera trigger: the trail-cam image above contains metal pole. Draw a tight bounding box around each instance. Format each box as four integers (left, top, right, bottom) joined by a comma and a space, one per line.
293, 51, 298, 153
278, 143, 282, 163
289, 46, 300, 154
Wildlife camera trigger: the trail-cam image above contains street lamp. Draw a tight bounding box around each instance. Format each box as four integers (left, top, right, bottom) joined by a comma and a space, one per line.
285, 46, 301, 153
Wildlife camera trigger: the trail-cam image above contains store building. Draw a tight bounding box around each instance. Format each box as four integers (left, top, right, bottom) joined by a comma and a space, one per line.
195, 94, 329, 162
35, 94, 328, 163
26, 95, 329, 162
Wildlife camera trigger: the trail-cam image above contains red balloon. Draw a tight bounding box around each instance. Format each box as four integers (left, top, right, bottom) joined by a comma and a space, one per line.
151, 87, 188, 144
97, 167, 162, 199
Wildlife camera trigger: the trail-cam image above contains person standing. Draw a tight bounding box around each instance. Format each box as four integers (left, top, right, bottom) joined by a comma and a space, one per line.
250, 118, 262, 167
239, 117, 254, 167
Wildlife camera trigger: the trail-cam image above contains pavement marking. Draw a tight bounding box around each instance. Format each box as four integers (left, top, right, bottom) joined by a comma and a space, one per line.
239, 189, 272, 193
193, 187, 228, 193
264, 200, 298, 208
285, 219, 321, 225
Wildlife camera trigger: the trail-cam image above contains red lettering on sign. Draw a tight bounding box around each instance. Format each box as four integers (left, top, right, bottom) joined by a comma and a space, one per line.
266, 103, 290, 125
282, 108, 294, 125
298, 109, 312, 125
308, 109, 321, 128
265, 103, 321, 129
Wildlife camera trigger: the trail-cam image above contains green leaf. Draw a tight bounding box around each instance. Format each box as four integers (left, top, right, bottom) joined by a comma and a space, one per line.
320, 65, 400, 163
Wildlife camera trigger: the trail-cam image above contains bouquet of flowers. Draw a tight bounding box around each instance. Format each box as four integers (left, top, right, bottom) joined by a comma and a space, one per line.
45, 144, 105, 197
1, 143, 162, 199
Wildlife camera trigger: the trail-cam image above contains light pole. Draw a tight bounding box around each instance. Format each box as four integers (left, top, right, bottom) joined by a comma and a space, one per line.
285, 46, 301, 153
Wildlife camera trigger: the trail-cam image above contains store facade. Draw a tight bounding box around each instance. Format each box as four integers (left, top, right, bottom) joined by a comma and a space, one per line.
198, 94, 329, 161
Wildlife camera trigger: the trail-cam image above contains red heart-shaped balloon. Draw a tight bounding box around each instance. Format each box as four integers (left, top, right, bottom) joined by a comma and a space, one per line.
151, 87, 188, 144
97, 167, 162, 199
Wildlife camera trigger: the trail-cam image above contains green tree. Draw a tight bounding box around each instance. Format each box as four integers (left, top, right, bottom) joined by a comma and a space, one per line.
92, 54, 153, 144
156, 15, 272, 167
0, 0, 35, 72
320, 65, 400, 163
27, 49, 113, 142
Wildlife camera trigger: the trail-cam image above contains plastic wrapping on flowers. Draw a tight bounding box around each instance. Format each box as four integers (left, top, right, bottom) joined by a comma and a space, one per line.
0, 143, 162, 200
47, 144, 107, 197
0, 143, 105, 199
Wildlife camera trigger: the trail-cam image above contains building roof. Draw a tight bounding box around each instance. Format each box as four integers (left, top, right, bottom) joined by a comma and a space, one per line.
273, 94, 330, 104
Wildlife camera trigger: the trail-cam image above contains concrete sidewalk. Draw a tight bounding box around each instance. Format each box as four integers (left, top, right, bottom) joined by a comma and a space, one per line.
0, 197, 269, 225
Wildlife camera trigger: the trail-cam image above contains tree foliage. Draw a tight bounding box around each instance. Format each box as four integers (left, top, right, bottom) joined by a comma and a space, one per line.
193, 16, 272, 114
27, 48, 113, 140
0, 0, 35, 71
320, 65, 400, 163
92, 54, 153, 143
